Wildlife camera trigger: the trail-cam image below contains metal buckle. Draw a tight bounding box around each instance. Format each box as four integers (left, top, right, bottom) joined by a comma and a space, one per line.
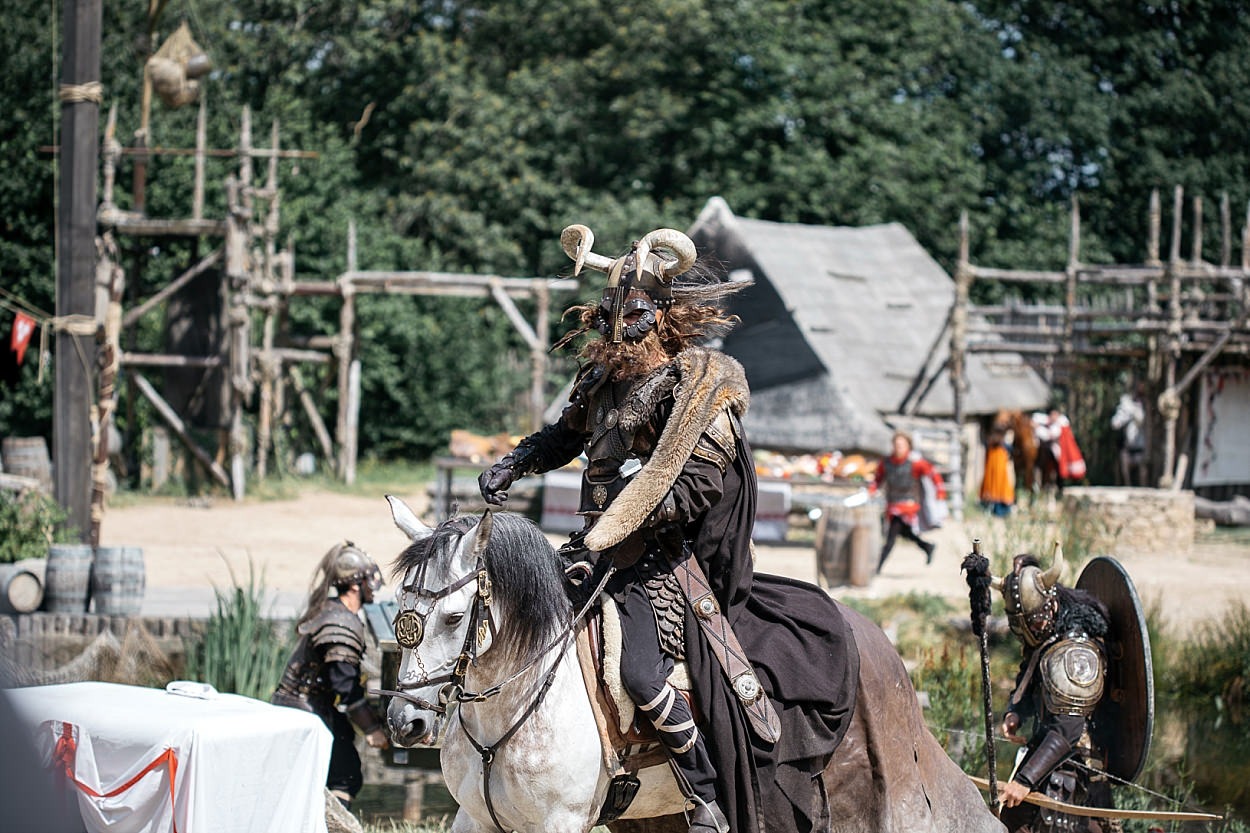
477, 571, 493, 607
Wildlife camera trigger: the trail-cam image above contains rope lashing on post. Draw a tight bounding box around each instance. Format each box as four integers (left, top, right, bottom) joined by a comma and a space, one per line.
58, 82, 104, 105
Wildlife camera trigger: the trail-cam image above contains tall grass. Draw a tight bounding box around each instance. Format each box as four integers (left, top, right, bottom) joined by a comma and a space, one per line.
964, 499, 1115, 578
1169, 600, 1250, 722
183, 559, 292, 700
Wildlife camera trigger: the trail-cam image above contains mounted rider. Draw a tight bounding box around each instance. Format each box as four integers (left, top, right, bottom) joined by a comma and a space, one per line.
479, 225, 857, 833
992, 546, 1152, 833
272, 541, 390, 810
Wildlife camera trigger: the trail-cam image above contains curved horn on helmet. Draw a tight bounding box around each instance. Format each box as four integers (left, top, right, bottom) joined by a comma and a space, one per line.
1040, 541, 1064, 589
639, 228, 697, 279
560, 225, 614, 275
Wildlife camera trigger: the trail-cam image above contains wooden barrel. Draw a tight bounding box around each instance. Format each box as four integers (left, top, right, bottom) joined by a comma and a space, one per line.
91, 546, 145, 616
816, 503, 880, 589
44, 544, 93, 613
1, 436, 53, 492
0, 558, 46, 614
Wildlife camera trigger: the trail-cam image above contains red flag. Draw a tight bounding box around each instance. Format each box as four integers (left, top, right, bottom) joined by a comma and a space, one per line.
11, 312, 36, 365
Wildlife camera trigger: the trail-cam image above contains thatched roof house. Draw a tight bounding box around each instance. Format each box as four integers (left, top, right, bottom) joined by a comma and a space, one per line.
689, 197, 1049, 454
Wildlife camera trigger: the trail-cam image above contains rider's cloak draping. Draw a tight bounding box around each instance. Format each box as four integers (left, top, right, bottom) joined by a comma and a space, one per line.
566, 347, 860, 833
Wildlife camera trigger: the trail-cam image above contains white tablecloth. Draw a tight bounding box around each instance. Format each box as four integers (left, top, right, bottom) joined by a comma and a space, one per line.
8, 681, 333, 833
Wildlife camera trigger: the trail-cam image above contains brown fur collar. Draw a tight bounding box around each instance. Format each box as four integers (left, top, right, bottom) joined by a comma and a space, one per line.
583, 348, 749, 551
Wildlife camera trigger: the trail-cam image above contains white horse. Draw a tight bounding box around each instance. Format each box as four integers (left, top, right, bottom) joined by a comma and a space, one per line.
384, 497, 682, 833
382, 495, 1003, 833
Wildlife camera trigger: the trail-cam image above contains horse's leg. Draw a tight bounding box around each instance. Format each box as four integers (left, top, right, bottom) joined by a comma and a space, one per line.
449, 808, 489, 833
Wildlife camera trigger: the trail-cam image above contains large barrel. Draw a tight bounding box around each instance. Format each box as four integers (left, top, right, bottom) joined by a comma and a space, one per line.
0, 558, 46, 614
1, 436, 53, 492
91, 546, 145, 616
815, 501, 879, 589
44, 544, 93, 613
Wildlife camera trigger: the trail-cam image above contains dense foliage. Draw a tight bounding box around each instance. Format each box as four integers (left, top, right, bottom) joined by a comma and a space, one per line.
4, 0, 1248, 463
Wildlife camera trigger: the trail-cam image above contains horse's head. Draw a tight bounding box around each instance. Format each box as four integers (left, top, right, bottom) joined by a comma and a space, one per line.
384, 496, 495, 747
382, 496, 571, 748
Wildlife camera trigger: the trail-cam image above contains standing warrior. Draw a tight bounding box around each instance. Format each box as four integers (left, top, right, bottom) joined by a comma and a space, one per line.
478, 225, 856, 833
272, 542, 390, 810
994, 547, 1116, 833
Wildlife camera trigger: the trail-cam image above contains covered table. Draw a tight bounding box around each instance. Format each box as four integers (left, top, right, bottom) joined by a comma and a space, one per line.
7, 681, 333, 833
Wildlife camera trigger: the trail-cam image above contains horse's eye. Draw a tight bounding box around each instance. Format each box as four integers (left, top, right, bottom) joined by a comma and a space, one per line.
446, 612, 465, 626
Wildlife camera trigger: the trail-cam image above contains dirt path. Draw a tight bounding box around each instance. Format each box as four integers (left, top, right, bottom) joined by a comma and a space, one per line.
101, 487, 1249, 635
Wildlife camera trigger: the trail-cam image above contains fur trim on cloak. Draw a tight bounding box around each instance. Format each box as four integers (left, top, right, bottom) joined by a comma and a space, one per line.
583, 347, 749, 552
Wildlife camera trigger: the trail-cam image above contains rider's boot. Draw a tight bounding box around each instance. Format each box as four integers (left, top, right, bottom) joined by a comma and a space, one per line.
638, 683, 729, 833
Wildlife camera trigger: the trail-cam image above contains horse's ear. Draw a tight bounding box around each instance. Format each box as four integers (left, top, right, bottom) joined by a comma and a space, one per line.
387, 494, 435, 542
470, 508, 494, 559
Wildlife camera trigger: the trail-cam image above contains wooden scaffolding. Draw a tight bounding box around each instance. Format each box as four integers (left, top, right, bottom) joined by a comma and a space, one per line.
949, 186, 1250, 492
90, 96, 573, 540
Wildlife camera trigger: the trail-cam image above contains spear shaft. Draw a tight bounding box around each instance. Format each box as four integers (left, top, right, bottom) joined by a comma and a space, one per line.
963, 538, 999, 815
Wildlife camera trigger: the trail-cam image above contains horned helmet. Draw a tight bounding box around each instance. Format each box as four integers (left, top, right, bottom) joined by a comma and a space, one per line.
992, 543, 1065, 647
560, 225, 698, 343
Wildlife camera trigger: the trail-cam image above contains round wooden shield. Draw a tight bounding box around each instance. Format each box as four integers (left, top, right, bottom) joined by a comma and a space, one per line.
1075, 556, 1154, 781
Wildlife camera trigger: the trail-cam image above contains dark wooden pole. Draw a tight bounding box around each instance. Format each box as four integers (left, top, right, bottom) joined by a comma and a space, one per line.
55, 0, 102, 542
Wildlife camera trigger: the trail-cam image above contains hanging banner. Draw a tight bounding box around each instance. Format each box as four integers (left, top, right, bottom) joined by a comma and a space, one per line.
1195, 368, 1250, 487
11, 311, 36, 365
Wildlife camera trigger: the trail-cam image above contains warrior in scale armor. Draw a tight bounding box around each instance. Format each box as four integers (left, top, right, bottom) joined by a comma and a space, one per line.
995, 548, 1116, 833
272, 542, 389, 810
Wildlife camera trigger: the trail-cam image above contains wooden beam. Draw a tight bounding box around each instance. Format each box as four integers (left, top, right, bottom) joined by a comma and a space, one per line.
120, 352, 222, 367
98, 214, 227, 237
969, 266, 1066, 283
346, 271, 578, 296
122, 247, 222, 328
289, 365, 336, 468
489, 279, 542, 351
131, 373, 231, 488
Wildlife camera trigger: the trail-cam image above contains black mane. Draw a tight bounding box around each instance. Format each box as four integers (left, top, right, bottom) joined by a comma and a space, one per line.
391, 512, 572, 661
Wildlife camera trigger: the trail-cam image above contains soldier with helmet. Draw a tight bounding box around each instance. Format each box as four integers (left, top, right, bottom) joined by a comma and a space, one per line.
272, 542, 389, 810
993, 546, 1118, 833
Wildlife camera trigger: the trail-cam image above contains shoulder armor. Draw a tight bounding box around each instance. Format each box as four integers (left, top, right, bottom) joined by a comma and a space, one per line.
304, 602, 367, 664
691, 408, 739, 473
1040, 634, 1105, 717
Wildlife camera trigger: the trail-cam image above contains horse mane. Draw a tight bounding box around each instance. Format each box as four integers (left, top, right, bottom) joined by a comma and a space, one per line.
391, 513, 572, 663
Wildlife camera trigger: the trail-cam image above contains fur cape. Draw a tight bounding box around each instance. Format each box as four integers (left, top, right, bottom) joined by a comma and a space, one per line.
583, 347, 749, 552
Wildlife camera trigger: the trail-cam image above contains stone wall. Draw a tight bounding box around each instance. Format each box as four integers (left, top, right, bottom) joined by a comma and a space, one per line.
1062, 487, 1195, 558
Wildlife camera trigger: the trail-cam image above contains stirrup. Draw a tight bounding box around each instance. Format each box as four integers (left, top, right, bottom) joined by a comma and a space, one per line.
685, 798, 729, 833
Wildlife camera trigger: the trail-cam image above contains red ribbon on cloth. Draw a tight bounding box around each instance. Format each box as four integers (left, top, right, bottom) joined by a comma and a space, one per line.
10, 311, 36, 365
53, 721, 180, 833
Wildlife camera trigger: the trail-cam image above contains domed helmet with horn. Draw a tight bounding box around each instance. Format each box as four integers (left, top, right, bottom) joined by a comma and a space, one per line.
560, 225, 698, 344
991, 542, 1065, 647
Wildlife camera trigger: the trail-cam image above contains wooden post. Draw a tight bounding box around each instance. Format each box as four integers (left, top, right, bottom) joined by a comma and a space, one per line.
1063, 195, 1080, 361
336, 221, 358, 479
290, 365, 336, 466
1220, 192, 1231, 269
1191, 196, 1203, 266
1159, 186, 1185, 488
949, 211, 971, 520
344, 359, 361, 485
55, 0, 103, 542
255, 120, 282, 479
192, 94, 206, 220
1147, 188, 1161, 265
90, 233, 123, 547
132, 373, 232, 488
531, 282, 550, 431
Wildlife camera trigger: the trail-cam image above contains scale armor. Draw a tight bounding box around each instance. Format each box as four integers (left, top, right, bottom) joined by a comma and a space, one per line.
1039, 633, 1106, 717
273, 601, 368, 710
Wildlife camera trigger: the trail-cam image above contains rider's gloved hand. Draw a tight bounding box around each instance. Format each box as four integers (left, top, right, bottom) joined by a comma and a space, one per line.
479, 459, 517, 505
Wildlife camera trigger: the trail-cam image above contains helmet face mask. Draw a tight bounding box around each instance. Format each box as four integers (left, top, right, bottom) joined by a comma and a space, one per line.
594, 253, 673, 344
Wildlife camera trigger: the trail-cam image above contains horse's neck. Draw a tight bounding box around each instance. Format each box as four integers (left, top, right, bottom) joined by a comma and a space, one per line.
459, 636, 583, 731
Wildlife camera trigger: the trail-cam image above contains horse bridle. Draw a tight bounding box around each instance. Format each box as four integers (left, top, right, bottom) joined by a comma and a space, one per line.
374, 551, 498, 714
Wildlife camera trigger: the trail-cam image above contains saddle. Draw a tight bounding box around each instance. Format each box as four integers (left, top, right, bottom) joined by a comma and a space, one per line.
575, 596, 696, 776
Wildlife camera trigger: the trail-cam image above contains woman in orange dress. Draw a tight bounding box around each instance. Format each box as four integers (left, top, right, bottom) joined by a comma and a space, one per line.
980, 425, 1015, 516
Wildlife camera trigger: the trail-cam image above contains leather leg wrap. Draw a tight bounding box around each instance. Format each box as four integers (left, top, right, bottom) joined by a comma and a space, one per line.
639, 683, 699, 754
